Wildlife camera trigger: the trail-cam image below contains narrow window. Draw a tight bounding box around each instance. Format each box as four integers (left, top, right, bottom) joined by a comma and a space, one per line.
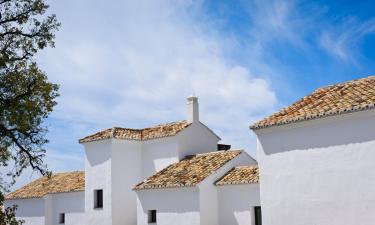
59, 213, 65, 224
148, 210, 157, 223
94, 189, 103, 209
254, 206, 262, 225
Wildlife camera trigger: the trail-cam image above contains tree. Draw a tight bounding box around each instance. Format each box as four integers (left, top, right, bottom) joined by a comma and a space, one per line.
0, 192, 23, 225
0, 0, 60, 222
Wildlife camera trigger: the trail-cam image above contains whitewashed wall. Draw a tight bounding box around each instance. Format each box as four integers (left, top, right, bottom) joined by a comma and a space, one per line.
83, 140, 113, 225
136, 187, 200, 225
45, 191, 85, 225
5, 191, 84, 225
5, 198, 45, 225
111, 139, 142, 225
136, 151, 257, 225
217, 184, 260, 225
65, 212, 86, 225
141, 137, 179, 179
198, 151, 257, 225
141, 122, 220, 180
82, 120, 220, 225
177, 122, 220, 159
255, 109, 375, 225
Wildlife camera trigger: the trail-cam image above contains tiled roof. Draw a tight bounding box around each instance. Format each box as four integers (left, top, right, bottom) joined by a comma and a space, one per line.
216, 166, 259, 186
79, 120, 191, 143
251, 76, 375, 129
134, 150, 242, 190
5, 171, 84, 200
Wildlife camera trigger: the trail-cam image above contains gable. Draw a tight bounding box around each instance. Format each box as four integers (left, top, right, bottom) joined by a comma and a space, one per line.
252, 75, 375, 130
133, 150, 242, 190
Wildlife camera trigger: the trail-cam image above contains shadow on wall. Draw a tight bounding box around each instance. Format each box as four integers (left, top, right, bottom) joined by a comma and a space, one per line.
6, 199, 44, 217
257, 111, 375, 156
85, 141, 112, 166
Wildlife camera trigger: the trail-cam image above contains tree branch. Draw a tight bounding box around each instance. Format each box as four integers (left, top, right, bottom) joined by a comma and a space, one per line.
0, 125, 45, 175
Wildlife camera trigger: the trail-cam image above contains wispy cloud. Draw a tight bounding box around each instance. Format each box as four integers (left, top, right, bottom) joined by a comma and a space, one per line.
319, 17, 375, 62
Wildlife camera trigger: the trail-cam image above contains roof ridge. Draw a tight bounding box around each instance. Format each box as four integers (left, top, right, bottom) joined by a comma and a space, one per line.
234, 165, 257, 168
79, 120, 190, 143
113, 127, 142, 131
315, 75, 375, 92
145, 120, 188, 128
195, 149, 242, 156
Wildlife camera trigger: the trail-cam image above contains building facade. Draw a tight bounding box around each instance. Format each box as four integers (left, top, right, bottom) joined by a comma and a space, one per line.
5, 97, 260, 225
134, 150, 259, 225
251, 76, 375, 225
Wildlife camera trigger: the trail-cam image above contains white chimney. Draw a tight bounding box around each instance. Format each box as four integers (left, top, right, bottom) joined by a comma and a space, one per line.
187, 96, 199, 123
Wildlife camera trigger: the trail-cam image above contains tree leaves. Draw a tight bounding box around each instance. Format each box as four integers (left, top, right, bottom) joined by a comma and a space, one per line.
0, 0, 60, 188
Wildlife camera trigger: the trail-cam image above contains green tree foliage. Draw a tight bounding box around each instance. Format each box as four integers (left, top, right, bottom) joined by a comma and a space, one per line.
0, 0, 60, 223
0, 192, 23, 225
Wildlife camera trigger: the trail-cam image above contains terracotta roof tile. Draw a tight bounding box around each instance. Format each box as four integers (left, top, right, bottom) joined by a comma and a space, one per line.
5, 171, 84, 200
251, 76, 375, 129
79, 120, 191, 143
134, 150, 242, 190
215, 166, 259, 186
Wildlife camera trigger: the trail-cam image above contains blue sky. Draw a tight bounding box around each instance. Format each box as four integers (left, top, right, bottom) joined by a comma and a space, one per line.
11, 0, 375, 188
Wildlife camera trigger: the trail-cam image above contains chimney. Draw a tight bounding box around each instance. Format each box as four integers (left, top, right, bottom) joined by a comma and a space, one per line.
187, 96, 199, 123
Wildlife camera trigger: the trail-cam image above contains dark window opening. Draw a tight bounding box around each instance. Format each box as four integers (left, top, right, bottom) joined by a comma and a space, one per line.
59, 213, 65, 224
148, 210, 156, 223
217, 144, 231, 151
254, 206, 262, 225
94, 189, 103, 209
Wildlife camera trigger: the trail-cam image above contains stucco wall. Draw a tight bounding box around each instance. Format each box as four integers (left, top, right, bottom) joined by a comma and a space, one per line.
141, 137, 179, 179
178, 122, 220, 159
5, 198, 45, 225
5, 191, 84, 225
255, 109, 375, 225
111, 140, 142, 225
217, 184, 260, 225
136, 188, 200, 225
135, 151, 257, 225
198, 151, 257, 225
83, 140, 112, 225
45, 191, 85, 225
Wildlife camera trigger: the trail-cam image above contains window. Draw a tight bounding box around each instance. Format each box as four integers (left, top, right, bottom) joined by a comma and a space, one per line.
254, 206, 262, 225
94, 189, 103, 209
59, 213, 65, 224
148, 210, 157, 223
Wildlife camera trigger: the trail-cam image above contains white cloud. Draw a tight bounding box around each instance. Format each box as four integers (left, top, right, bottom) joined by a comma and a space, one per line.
4, 0, 282, 190
319, 17, 375, 62
39, 0, 277, 148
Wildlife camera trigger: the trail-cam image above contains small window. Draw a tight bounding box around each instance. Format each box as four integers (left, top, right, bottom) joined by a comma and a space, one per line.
94, 189, 103, 209
254, 206, 262, 225
59, 213, 65, 224
148, 210, 156, 223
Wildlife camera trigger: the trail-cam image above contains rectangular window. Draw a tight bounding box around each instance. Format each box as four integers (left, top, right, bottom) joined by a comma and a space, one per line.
148, 210, 157, 223
59, 213, 65, 224
254, 206, 262, 225
94, 189, 103, 209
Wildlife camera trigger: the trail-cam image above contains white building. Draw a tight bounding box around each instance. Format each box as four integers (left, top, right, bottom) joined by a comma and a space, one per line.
134, 150, 259, 225
5, 172, 85, 225
5, 97, 261, 225
251, 76, 375, 225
